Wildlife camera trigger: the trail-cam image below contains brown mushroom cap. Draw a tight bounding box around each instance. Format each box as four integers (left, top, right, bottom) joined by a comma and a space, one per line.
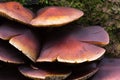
71, 26, 109, 46
65, 63, 99, 80
19, 65, 70, 80
92, 58, 120, 80
37, 36, 105, 63
0, 47, 24, 64
67, 68, 98, 80
0, 2, 34, 24
0, 40, 24, 64
0, 23, 26, 40
19, 61, 99, 80
9, 30, 40, 62
30, 6, 84, 27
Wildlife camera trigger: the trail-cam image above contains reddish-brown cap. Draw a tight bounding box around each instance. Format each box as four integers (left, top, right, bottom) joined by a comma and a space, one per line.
30, 6, 84, 27
66, 63, 99, 80
70, 26, 109, 46
0, 41, 24, 64
0, 23, 26, 40
19, 65, 70, 80
9, 30, 40, 62
0, 2, 34, 24
37, 37, 105, 63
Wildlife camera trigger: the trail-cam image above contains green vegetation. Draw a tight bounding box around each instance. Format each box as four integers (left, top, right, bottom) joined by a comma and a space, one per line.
0, 0, 120, 57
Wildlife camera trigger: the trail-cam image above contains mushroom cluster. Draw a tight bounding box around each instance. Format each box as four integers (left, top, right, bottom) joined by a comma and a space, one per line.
0, 1, 109, 80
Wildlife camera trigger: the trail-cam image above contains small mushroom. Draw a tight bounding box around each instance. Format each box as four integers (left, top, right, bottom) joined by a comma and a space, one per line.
30, 6, 84, 27
0, 40, 24, 64
67, 68, 98, 80
19, 61, 99, 80
37, 36, 105, 63
65, 63, 99, 80
0, 23, 40, 62
0, 2, 34, 24
9, 30, 40, 62
19, 65, 70, 80
0, 23, 26, 40
70, 26, 109, 46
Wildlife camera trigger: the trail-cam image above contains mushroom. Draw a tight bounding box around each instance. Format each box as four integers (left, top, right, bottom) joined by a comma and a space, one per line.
65, 62, 99, 80
19, 65, 70, 80
67, 68, 98, 80
19, 61, 99, 80
70, 26, 109, 46
0, 23, 40, 62
0, 2, 34, 24
0, 23, 26, 40
0, 23, 26, 64
30, 6, 84, 27
0, 40, 24, 64
37, 26, 107, 63
37, 37, 105, 63
9, 30, 40, 62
